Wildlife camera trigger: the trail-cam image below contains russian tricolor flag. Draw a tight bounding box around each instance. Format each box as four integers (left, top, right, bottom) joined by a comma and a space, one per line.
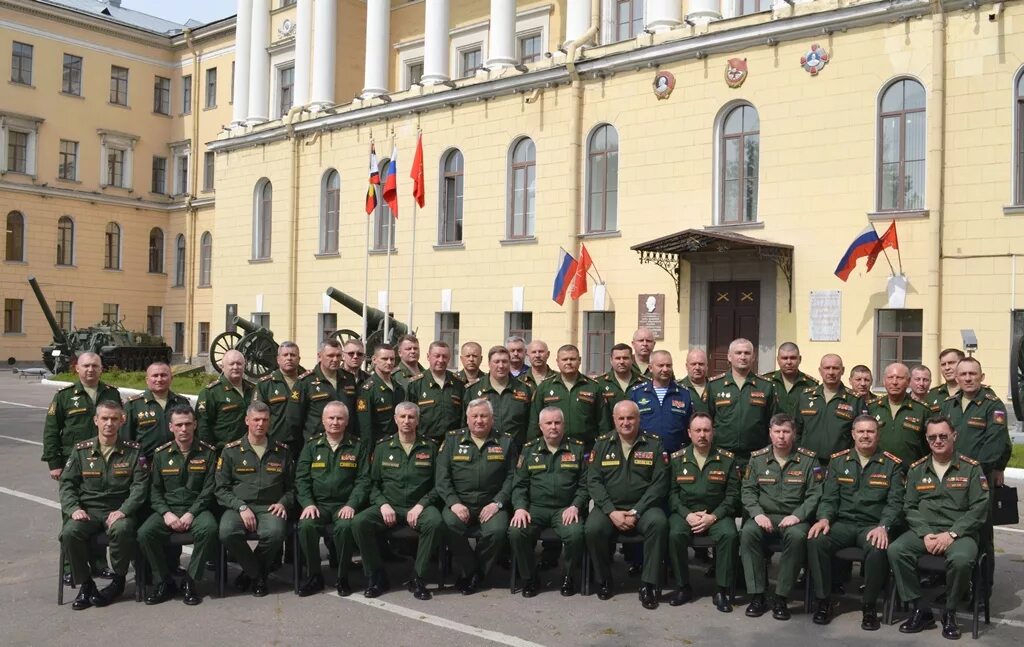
382, 145, 399, 218
834, 226, 880, 282
552, 249, 578, 305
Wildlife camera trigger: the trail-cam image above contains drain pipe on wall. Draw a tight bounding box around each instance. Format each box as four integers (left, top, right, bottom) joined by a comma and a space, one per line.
184, 27, 202, 362
924, 0, 947, 363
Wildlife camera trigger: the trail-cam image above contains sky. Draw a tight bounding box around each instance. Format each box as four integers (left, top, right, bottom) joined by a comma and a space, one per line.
123, 0, 237, 25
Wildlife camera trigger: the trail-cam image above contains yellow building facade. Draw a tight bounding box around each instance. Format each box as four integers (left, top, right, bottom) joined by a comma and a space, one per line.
2, 0, 1023, 406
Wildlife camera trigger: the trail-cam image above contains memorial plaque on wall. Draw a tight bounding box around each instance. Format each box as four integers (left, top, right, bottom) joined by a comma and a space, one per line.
809, 290, 841, 341
637, 294, 665, 340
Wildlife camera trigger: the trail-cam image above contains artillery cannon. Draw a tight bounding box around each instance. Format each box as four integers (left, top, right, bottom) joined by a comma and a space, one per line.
1012, 335, 1023, 422
27, 276, 172, 373
325, 288, 410, 360
209, 317, 280, 382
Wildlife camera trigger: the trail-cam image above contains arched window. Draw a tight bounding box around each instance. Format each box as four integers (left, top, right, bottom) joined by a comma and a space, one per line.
5, 211, 24, 262
372, 158, 395, 251
320, 169, 340, 255
199, 231, 212, 287
253, 179, 272, 259
57, 215, 74, 265
439, 149, 464, 245
586, 124, 618, 233
148, 227, 164, 273
104, 222, 121, 270
878, 78, 926, 211
507, 138, 536, 239
719, 104, 760, 224
1016, 71, 1024, 205
174, 234, 186, 286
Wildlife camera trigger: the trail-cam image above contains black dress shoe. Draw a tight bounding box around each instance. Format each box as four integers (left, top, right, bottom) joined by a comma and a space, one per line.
336, 577, 352, 597
772, 596, 791, 621
521, 580, 539, 598
171, 565, 187, 577
144, 579, 178, 605
669, 588, 692, 606
462, 572, 482, 595
297, 574, 324, 597
234, 572, 252, 592
639, 583, 659, 610
93, 566, 116, 579
941, 610, 961, 640
713, 590, 733, 613
861, 605, 880, 631
899, 607, 936, 633
627, 563, 642, 577
560, 576, 576, 597
71, 580, 95, 610
363, 573, 388, 598
97, 575, 125, 604
812, 598, 833, 625
745, 594, 768, 617
597, 581, 613, 600
408, 577, 431, 601
182, 578, 202, 606
252, 576, 269, 597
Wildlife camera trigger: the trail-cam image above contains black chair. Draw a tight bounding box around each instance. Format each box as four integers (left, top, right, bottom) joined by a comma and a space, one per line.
508, 527, 589, 594
57, 534, 143, 605
885, 552, 990, 639
382, 523, 446, 592
764, 540, 813, 611
136, 531, 222, 599
218, 527, 300, 597
440, 525, 482, 590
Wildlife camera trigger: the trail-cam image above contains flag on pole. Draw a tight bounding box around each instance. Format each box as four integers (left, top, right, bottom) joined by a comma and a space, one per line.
383, 145, 399, 218
570, 244, 593, 300
552, 249, 578, 305
866, 220, 899, 271
364, 143, 379, 215
834, 226, 880, 281
410, 133, 425, 208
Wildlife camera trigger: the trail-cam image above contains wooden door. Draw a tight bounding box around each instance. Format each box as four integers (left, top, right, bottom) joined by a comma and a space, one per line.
708, 281, 760, 375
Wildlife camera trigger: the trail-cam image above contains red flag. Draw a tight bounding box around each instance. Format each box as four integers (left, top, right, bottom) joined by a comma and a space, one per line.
866, 220, 898, 271
570, 244, 593, 300
364, 143, 379, 215
382, 145, 399, 218
410, 133, 425, 208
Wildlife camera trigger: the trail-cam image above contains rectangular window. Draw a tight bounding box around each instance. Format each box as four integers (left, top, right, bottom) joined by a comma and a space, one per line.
504, 312, 533, 343
152, 156, 167, 193
4, 298, 24, 333
584, 311, 615, 375
153, 76, 170, 114
460, 48, 481, 77
197, 321, 210, 354
107, 148, 125, 187
182, 74, 192, 114
102, 303, 119, 326
58, 140, 78, 181
55, 301, 73, 331
203, 151, 215, 191
62, 54, 83, 95
11, 41, 32, 85
406, 62, 423, 90
205, 68, 217, 108
176, 155, 189, 195
738, 0, 770, 15
173, 322, 185, 353
110, 65, 129, 105
278, 66, 294, 117
318, 313, 338, 343
518, 34, 542, 64
146, 306, 162, 336
7, 131, 29, 174
874, 309, 923, 383
436, 312, 460, 369
615, 0, 642, 42
251, 312, 270, 329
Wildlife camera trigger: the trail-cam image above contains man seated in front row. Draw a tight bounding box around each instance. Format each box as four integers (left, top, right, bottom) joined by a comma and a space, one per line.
59, 400, 149, 610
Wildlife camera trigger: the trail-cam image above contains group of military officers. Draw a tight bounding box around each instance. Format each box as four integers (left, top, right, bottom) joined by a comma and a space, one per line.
43, 330, 1009, 638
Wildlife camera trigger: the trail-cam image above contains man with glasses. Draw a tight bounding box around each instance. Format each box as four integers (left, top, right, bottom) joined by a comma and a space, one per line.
341, 340, 369, 385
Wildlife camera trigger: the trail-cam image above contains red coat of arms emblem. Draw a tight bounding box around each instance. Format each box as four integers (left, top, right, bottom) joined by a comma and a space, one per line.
800, 44, 829, 75
725, 58, 748, 88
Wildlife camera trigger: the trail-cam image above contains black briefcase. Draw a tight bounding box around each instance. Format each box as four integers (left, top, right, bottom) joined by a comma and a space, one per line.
993, 485, 1020, 526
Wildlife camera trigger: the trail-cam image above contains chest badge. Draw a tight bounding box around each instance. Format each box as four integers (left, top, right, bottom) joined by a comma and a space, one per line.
550, 390, 555, 396
316, 454, 321, 461
389, 454, 394, 461
168, 459, 174, 466
682, 468, 688, 475
88, 460, 95, 469
765, 469, 771, 475
843, 468, 849, 475
534, 455, 541, 463
242, 459, 248, 466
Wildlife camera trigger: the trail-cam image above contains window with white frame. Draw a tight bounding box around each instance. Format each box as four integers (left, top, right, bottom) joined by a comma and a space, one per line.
507, 137, 536, 239
585, 124, 619, 233
439, 149, 464, 245
205, 68, 218, 109
406, 61, 423, 89
459, 48, 482, 77
182, 74, 192, 114
56, 215, 74, 266
104, 221, 121, 270
518, 33, 542, 64
3, 298, 23, 334
102, 303, 119, 326
55, 300, 72, 331
0, 113, 41, 176
203, 151, 215, 191
98, 130, 137, 189
58, 140, 78, 181
170, 143, 190, 195
320, 169, 340, 255
584, 311, 615, 375
1017, 70, 1024, 205
152, 156, 167, 194
717, 103, 760, 224
174, 234, 186, 286
278, 65, 295, 118
878, 78, 926, 212
436, 312, 460, 368
7, 130, 29, 174
5, 211, 24, 262
199, 232, 212, 287
147, 306, 163, 336
148, 227, 164, 273
253, 179, 273, 259
154, 76, 171, 115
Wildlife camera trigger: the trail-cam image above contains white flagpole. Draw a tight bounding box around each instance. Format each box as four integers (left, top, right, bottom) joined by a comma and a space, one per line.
408, 202, 417, 330
384, 216, 393, 344
362, 208, 370, 344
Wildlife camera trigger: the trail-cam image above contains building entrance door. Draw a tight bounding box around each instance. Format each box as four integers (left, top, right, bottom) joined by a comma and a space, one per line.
708, 281, 760, 375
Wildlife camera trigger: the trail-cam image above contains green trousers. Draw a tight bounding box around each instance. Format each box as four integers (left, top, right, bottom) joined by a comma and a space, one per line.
508, 506, 585, 581
585, 508, 667, 586
61, 510, 136, 585
296, 505, 355, 580
352, 505, 443, 578
740, 516, 808, 597
218, 507, 288, 579
442, 506, 509, 579
137, 510, 218, 582
668, 513, 737, 589
807, 521, 887, 605
888, 532, 978, 609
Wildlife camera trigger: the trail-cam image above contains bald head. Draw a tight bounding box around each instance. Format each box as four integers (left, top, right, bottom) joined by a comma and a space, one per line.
75, 352, 102, 387
883, 362, 910, 400
631, 327, 656, 363
222, 349, 246, 385
685, 349, 708, 384
818, 354, 844, 389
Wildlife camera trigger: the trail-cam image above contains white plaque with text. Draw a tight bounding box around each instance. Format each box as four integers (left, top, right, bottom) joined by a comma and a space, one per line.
809, 290, 841, 341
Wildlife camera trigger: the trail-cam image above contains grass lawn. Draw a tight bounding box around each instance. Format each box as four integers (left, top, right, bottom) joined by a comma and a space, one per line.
1011, 443, 1024, 470
53, 369, 219, 396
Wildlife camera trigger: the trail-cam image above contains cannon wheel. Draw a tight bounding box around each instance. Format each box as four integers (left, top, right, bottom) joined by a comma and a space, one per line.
236, 332, 277, 382
330, 329, 362, 347
1012, 335, 1024, 421
210, 331, 243, 373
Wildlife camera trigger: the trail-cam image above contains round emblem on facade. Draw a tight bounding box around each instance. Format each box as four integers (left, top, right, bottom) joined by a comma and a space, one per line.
652, 71, 676, 100
278, 19, 296, 38
725, 58, 748, 88
800, 44, 829, 75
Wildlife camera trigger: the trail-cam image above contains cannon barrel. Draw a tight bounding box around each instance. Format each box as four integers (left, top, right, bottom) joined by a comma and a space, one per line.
27, 276, 68, 346
231, 316, 272, 337
325, 287, 409, 337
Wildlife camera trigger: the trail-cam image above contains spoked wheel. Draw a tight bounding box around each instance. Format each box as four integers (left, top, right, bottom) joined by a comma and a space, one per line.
236, 333, 277, 382
209, 331, 242, 373
330, 329, 362, 347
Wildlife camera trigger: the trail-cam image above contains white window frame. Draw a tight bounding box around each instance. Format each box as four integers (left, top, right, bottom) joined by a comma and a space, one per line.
0, 112, 42, 177
170, 140, 191, 196
268, 45, 296, 120
395, 38, 425, 90
600, 0, 645, 45
97, 129, 138, 190
712, 100, 761, 226
450, 22, 487, 78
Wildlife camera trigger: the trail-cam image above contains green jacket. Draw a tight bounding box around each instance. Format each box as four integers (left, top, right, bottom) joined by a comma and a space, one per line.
741, 445, 823, 520
435, 429, 516, 510
816, 448, 904, 529
940, 390, 1012, 473
59, 437, 148, 516
511, 437, 589, 511
527, 373, 604, 450
925, 384, 997, 414
122, 389, 191, 458
252, 369, 303, 447
407, 370, 466, 442
197, 375, 253, 450
707, 372, 779, 458
367, 434, 440, 510
42, 380, 122, 470
393, 362, 426, 389
214, 436, 295, 510
865, 396, 930, 467
295, 432, 368, 510
355, 372, 406, 448
678, 377, 710, 415
519, 365, 555, 394
587, 432, 668, 515
904, 454, 990, 539
464, 374, 533, 450
293, 366, 357, 440
762, 369, 819, 418
595, 371, 648, 435
795, 384, 866, 460
668, 444, 740, 520
149, 439, 217, 517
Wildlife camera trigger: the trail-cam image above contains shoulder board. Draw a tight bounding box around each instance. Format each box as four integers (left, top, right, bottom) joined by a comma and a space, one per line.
709, 372, 727, 382
409, 373, 424, 381
424, 437, 439, 446
74, 439, 95, 449
984, 393, 999, 402
797, 447, 816, 458
447, 429, 462, 436
830, 448, 851, 459
670, 448, 686, 459
274, 441, 289, 450
259, 374, 274, 382
882, 451, 903, 464
121, 440, 141, 449
750, 446, 770, 457
641, 431, 658, 440
156, 440, 174, 452
943, 393, 957, 402
198, 440, 216, 451
570, 437, 583, 445
803, 387, 816, 394
376, 434, 393, 445
59, 383, 76, 392
958, 454, 979, 466
361, 381, 373, 391
804, 374, 820, 384
718, 448, 735, 458
298, 369, 315, 380
581, 375, 598, 384
596, 432, 615, 443
205, 379, 220, 388
224, 439, 242, 448
452, 373, 466, 383
522, 438, 540, 448
628, 381, 648, 392
759, 372, 775, 380
910, 455, 930, 469
127, 393, 144, 402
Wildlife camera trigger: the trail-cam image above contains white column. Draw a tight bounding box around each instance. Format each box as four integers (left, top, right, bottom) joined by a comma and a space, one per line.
421, 0, 449, 85
293, 0, 313, 108
564, 0, 592, 45
645, 0, 682, 32
246, 0, 270, 123
687, 0, 723, 23
231, 0, 252, 125
486, 0, 516, 69
310, 0, 337, 108
362, 0, 390, 98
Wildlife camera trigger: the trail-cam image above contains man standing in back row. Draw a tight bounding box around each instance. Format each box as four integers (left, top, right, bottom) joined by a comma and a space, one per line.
123, 361, 191, 459
197, 349, 253, 451
707, 338, 778, 464
762, 343, 819, 418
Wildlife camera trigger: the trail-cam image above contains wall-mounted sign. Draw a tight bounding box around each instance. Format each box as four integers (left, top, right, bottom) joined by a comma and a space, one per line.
653, 71, 676, 100
638, 294, 666, 340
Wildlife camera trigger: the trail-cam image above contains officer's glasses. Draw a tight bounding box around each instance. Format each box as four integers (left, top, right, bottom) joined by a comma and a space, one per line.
925, 434, 951, 443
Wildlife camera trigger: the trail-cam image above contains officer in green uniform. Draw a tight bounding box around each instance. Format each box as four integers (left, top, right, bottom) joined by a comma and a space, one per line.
585, 400, 669, 609
527, 345, 604, 451
197, 349, 253, 450
707, 338, 779, 463
356, 344, 407, 448
137, 404, 218, 606
866, 363, 930, 466
888, 416, 990, 639
293, 340, 357, 442
215, 401, 295, 597
630, 327, 656, 378
739, 413, 823, 621
407, 341, 465, 442
464, 346, 533, 450
848, 365, 874, 401
910, 365, 933, 407
352, 402, 442, 601
341, 339, 370, 386
123, 362, 191, 459
762, 342, 819, 418
59, 400, 148, 610
252, 341, 303, 451
505, 336, 529, 380
457, 341, 484, 386
520, 339, 555, 392
806, 414, 905, 630
667, 412, 739, 612
679, 349, 710, 415
295, 401, 368, 597
927, 348, 967, 413
795, 354, 867, 462
509, 407, 588, 597
436, 398, 517, 595
393, 334, 426, 388
595, 343, 648, 434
